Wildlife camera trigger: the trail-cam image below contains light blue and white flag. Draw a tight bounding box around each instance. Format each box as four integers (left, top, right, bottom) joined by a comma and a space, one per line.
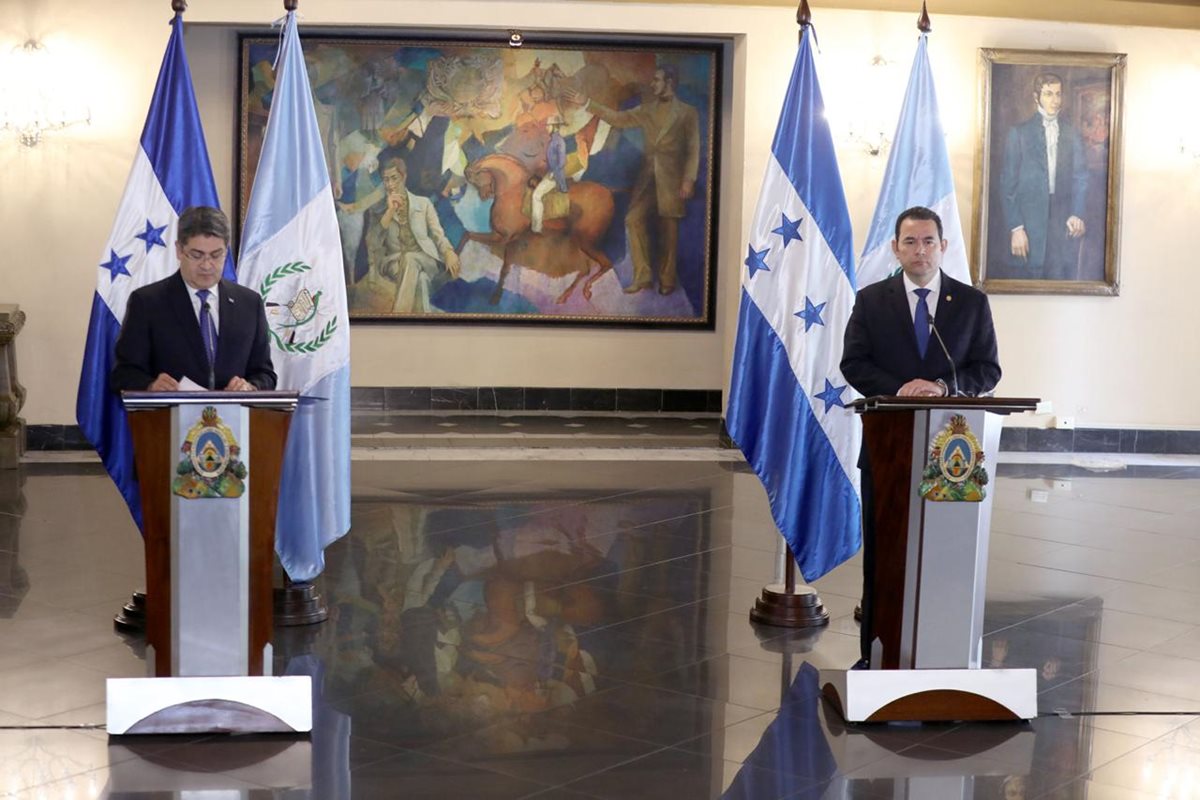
238, 11, 350, 581
857, 34, 968, 288
76, 12, 231, 530
726, 27, 861, 582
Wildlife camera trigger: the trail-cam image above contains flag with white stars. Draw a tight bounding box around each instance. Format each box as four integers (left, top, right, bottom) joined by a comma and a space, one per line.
726, 25, 862, 582
858, 34, 969, 288
237, 10, 350, 582
75, 11, 230, 530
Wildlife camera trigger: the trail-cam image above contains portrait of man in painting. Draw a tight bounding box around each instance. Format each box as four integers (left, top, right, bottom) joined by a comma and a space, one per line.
240, 39, 719, 326
974, 50, 1124, 295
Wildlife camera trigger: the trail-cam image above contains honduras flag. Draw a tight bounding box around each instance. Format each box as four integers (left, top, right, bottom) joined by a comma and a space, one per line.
76, 12, 232, 530
726, 26, 861, 582
857, 34, 969, 288
238, 10, 350, 582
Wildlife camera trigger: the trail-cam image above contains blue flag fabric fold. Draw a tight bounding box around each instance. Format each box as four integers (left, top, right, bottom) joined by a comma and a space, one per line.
858, 34, 970, 287
76, 14, 231, 529
726, 27, 862, 582
238, 12, 351, 581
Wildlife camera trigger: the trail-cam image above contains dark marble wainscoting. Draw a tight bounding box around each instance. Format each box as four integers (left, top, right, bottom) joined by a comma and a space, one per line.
350, 386, 724, 414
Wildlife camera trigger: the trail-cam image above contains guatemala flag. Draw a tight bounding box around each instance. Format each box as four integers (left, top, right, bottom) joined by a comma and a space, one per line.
857, 34, 969, 288
76, 12, 232, 530
238, 10, 350, 581
726, 26, 861, 582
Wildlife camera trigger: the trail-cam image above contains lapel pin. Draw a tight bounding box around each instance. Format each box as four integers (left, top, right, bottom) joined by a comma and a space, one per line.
945, 295, 952, 302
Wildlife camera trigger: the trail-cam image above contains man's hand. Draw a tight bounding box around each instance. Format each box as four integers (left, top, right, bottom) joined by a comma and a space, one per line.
1066, 215, 1086, 238
562, 88, 587, 107
444, 251, 461, 279
224, 376, 256, 392
1011, 228, 1029, 260
679, 178, 696, 201
148, 373, 180, 392
381, 195, 403, 227
897, 378, 945, 398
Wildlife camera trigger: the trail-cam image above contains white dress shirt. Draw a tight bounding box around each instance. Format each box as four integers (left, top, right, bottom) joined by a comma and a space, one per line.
1040, 108, 1060, 195
902, 270, 941, 324
182, 279, 220, 334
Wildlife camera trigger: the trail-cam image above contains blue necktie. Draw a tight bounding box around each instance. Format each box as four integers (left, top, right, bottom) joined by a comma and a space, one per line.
197, 289, 217, 370
913, 288, 931, 358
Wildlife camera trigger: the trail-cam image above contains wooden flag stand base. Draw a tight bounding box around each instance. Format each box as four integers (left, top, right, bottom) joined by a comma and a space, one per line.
749, 545, 829, 628
274, 578, 329, 626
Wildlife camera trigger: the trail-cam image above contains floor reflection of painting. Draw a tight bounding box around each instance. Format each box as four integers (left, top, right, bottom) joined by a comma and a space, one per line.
239, 38, 720, 326
320, 493, 710, 750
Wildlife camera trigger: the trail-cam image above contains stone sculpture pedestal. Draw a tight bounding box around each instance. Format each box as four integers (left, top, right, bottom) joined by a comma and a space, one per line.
0, 305, 26, 469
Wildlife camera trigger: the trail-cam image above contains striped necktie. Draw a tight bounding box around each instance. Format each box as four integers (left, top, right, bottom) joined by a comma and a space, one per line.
197, 289, 217, 369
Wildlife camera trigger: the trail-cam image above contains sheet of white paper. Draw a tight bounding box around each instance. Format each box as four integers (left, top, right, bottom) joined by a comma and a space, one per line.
177, 376, 206, 392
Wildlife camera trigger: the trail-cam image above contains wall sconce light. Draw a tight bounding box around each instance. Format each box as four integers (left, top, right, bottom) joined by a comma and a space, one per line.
0, 40, 91, 146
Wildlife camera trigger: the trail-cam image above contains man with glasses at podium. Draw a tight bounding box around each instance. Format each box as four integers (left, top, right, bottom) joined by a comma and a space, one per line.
841, 205, 1001, 669
111, 206, 276, 393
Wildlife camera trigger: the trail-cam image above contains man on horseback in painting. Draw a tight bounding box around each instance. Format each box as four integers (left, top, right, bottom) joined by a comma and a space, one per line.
531, 115, 569, 234
364, 156, 461, 314
566, 64, 700, 296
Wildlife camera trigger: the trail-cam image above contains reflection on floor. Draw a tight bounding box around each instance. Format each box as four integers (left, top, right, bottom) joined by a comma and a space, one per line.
2, 450, 1200, 799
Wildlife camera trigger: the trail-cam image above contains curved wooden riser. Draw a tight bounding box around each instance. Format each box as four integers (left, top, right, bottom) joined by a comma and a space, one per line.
822, 684, 1023, 723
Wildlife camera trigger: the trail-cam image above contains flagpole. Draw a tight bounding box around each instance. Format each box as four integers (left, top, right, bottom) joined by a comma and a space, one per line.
918, 0, 932, 33
114, 0, 192, 638
746, 0, 833, 630
270, 0, 325, 627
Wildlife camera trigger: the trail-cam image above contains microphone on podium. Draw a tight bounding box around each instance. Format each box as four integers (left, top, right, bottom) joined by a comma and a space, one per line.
927, 315, 961, 397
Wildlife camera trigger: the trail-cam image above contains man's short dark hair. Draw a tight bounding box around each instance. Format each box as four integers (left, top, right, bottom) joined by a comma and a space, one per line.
657, 64, 680, 90
177, 206, 230, 247
893, 206, 944, 241
381, 155, 408, 176
1033, 72, 1064, 97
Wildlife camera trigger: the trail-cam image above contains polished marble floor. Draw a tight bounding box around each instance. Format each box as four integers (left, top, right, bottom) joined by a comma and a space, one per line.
2, 441, 1200, 798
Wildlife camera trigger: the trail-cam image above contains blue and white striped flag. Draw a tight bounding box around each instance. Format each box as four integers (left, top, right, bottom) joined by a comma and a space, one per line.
76, 12, 231, 529
238, 11, 350, 581
857, 34, 969, 288
726, 27, 861, 582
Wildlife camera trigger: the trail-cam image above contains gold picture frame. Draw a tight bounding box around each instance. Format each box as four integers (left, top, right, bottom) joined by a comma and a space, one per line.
971, 48, 1125, 295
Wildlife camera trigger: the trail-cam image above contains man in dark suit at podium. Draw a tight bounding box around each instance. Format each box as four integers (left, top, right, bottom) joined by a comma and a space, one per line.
841, 206, 1001, 668
111, 206, 276, 393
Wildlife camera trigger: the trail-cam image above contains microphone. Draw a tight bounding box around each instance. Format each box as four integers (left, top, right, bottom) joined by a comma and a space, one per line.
927, 315, 960, 397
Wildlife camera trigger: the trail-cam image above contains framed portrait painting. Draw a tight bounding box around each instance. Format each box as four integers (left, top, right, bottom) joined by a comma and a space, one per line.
239, 35, 721, 326
971, 48, 1125, 295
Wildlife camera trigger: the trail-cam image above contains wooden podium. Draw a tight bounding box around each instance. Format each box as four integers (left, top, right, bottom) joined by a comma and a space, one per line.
822, 396, 1040, 723
107, 391, 312, 735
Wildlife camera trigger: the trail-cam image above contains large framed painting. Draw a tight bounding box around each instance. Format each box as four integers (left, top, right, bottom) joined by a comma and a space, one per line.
971, 48, 1125, 295
239, 35, 722, 326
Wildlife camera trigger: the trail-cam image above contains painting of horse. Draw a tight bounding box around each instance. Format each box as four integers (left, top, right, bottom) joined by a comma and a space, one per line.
240, 36, 721, 326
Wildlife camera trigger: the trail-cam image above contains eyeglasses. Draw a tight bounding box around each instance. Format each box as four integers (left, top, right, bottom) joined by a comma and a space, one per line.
183, 248, 227, 264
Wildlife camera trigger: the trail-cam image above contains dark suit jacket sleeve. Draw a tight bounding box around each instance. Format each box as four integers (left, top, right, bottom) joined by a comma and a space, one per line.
245, 294, 277, 391
840, 294, 904, 398
1066, 125, 1089, 219
110, 290, 156, 392
956, 293, 1002, 396
1000, 124, 1027, 233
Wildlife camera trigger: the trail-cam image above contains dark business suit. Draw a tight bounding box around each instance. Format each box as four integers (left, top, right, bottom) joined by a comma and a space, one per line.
111, 271, 276, 392
999, 114, 1088, 279
840, 271, 1001, 663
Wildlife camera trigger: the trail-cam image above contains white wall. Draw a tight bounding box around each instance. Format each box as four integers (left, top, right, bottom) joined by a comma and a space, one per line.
3, 0, 1199, 428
